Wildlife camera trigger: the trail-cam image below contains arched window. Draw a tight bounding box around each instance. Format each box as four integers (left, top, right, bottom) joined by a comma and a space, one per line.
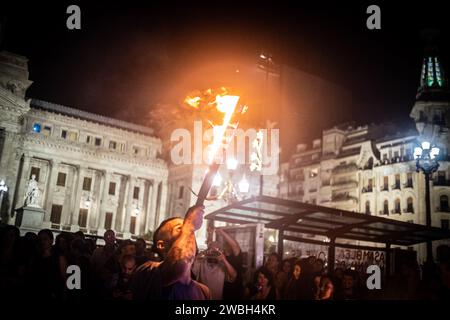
365, 201, 371, 214
394, 175, 401, 189
406, 173, 413, 188
407, 197, 414, 213
383, 200, 389, 215
440, 195, 449, 212
395, 198, 401, 214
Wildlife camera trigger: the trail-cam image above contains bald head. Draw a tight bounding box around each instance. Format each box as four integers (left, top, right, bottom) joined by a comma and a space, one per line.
153, 217, 184, 258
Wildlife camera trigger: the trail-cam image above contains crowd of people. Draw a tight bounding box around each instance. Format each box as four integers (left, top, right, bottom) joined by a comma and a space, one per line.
245, 251, 449, 300
1, 206, 450, 300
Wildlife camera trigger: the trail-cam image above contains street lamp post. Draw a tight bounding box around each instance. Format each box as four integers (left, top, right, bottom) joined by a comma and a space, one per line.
225, 157, 250, 203
414, 141, 440, 263
0, 180, 8, 221
205, 158, 249, 244
258, 53, 273, 196
257, 52, 280, 196
208, 157, 249, 205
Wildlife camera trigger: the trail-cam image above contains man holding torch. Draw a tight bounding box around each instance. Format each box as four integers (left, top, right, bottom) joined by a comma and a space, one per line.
131, 205, 211, 300
131, 88, 245, 300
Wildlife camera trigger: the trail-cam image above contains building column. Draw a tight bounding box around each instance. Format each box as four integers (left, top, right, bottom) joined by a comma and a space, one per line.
61, 164, 74, 226
159, 180, 169, 226
153, 180, 162, 231
152, 180, 168, 230
14, 154, 31, 210
97, 171, 110, 231
124, 176, 136, 234
44, 160, 59, 222
166, 182, 174, 218
145, 180, 155, 233
70, 166, 83, 227
5, 147, 24, 218
115, 174, 129, 233
9, 153, 30, 225
140, 179, 151, 236
90, 169, 105, 230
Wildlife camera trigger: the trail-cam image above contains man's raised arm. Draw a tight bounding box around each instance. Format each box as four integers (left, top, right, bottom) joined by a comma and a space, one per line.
160, 206, 204, 285
216, 228, 241, 256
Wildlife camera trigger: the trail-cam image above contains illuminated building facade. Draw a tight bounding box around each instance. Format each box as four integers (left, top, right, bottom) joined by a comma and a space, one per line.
0, 51, 168, 239
279, 45, 450, 262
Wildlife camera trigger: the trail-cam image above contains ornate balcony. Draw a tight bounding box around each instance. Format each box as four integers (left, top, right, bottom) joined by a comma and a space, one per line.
332, 163, 358, 174
332, 180, 358, 189
391, 183, 401, 190
403, 181, 413, 189
436, 206, 450, 213
332, 193, 358, 203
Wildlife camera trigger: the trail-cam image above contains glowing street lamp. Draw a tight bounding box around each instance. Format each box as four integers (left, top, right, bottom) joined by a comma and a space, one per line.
0, 180, 7, 193
0, 180, 8, 217
85, 198, 91, 208
415, 141, 440, 262
85, 195, 94, 208
238, 175, 249, 193
206, 161, 249, 203
213, 173, 223, 187
227, 158, 238, 171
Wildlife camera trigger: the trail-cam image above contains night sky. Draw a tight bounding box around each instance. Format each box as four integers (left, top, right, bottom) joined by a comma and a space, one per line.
1, 1, 449, 143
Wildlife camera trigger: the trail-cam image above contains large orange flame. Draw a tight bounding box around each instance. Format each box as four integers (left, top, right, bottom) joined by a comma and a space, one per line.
184, 96, 202, 109
183, 88, 241, 164
208, 94, 240, 163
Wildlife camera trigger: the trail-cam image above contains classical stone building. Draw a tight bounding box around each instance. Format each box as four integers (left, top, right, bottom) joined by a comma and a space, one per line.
279, 44, 450, 262
0, 50, 280, 245
0, 51, 168, 239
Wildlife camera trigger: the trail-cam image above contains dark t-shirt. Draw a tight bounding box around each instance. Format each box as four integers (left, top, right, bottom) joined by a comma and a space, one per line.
32, 254, 64, 300
222, 252, 243, 300
251, 286, 276, 300
135, 254, 150, 267
284, 278, 311, 300
131, 261, 210, 300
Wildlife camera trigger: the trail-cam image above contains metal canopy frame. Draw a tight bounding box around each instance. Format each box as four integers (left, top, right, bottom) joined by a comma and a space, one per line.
205, 195, 450, 272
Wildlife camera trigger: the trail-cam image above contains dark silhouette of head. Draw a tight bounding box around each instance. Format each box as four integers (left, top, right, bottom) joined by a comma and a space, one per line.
0, 225, 20, 250
74, 231, 85, 241
37, 229, 53, 253
135, 238, 146, 256
103, 229, 116, 247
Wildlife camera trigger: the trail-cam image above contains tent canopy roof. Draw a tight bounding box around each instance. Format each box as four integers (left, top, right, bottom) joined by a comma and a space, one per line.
205, 195, 450, 246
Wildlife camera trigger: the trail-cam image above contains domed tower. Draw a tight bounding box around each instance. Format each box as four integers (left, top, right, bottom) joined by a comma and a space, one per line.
410, 29, 450, 151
